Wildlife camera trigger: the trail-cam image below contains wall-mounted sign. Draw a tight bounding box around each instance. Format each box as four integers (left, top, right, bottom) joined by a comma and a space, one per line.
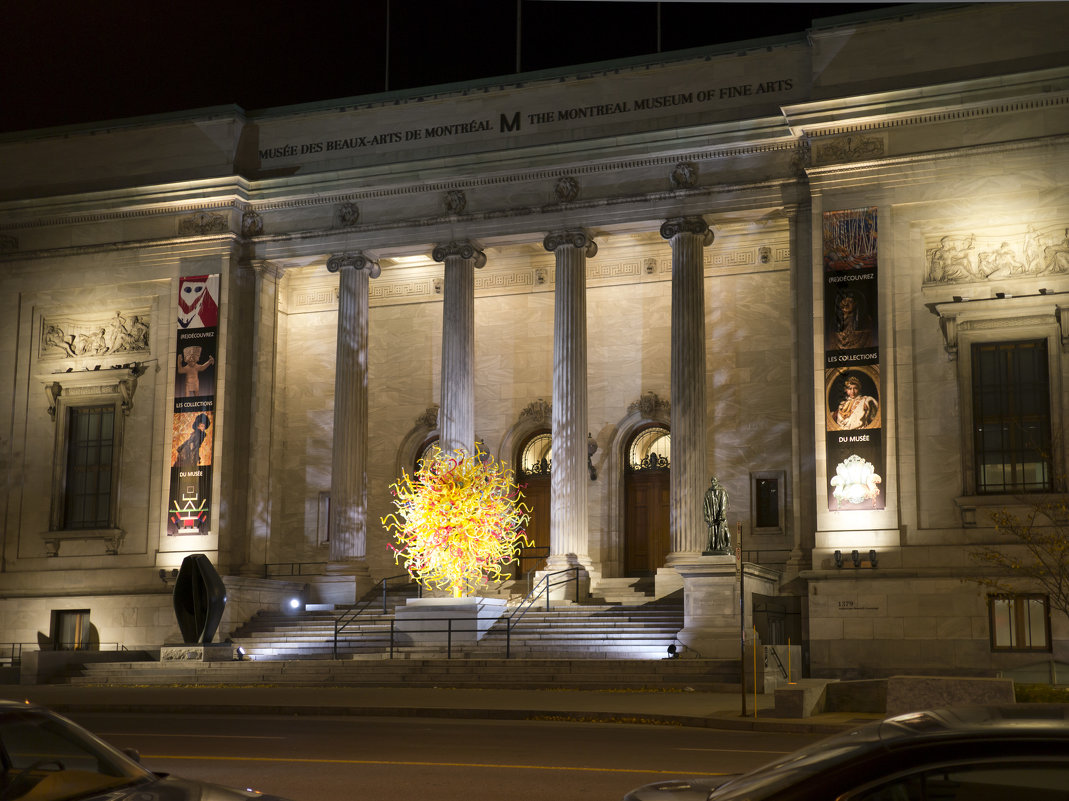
823, 208, 885, 511
167, 275, 220, 535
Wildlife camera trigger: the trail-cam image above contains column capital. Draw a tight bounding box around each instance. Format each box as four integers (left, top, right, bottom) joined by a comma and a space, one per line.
543, 230, 598, 258
250, 260, 286, 281
432, 241, 486, 268
327, 252, 381, 278
660, 217, 714, 247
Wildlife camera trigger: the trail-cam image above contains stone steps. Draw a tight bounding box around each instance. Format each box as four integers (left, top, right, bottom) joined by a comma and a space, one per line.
69, 657, 739, 690
229, 595, 684, 661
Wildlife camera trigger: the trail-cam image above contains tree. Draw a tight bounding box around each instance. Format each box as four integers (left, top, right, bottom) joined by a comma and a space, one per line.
971, 497, 1069, 625
382, 446, 531, 598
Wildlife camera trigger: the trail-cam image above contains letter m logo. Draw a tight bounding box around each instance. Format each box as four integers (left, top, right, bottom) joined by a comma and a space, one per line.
499, 111, 521, 133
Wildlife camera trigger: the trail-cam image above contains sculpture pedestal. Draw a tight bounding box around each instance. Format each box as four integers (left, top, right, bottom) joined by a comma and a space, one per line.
393, 597, 507, 646
674, 556, 742, 658
160, 643, 234, 662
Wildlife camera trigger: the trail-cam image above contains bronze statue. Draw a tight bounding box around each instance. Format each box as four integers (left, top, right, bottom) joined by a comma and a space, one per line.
703, 476, 729, 553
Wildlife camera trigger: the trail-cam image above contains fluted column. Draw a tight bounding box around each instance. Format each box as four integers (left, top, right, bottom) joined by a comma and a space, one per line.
432, 241, 485, 455
544, 231, 597, 571
661, 217, 714, 561
326, 253, 380, 573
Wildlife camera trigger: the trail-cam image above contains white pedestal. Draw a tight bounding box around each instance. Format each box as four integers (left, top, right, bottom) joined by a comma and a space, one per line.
393, 596, 507, 645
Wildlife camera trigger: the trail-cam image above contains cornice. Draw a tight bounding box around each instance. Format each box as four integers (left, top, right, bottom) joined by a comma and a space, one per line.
804, 131, 1069, 184
784, 67, 1069, 139
0, 234, 238, 264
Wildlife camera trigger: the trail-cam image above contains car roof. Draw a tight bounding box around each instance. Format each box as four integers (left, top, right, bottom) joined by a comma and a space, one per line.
877, 705, 1069, 745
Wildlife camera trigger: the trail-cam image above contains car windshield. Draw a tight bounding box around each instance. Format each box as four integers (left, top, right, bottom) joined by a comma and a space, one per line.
709, 722, 884, 801
0, 707, 154, 801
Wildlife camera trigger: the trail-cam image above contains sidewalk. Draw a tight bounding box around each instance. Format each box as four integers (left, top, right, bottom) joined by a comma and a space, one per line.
0, 684, 880, 735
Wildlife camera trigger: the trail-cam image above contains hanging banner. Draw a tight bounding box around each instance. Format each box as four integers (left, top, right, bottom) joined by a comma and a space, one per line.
823, 208, 885, 511
167, 274, 220, 535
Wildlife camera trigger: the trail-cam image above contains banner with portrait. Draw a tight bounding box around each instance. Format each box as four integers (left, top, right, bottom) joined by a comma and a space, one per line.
167, 274, 220, 535
823, 208, 885, 510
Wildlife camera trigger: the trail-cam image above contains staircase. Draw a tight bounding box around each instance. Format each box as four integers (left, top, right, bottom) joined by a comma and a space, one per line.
61, 580, 729, 690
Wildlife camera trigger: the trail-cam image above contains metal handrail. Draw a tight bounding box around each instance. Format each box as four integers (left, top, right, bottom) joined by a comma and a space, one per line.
506, 566, 581, 658
0, 643, 24, 666
331, 567, 582, 660
333, 574, 420, 658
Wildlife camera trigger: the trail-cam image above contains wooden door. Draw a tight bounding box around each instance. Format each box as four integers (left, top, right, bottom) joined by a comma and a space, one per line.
624, 470, 670, 575
517, 475, 550, 576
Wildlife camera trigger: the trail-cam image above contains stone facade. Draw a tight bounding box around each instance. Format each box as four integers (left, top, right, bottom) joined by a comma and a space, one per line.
0, 4, 1067, 677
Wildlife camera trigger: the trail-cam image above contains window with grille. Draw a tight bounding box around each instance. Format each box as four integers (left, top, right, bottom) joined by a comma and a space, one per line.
971, 340, 1052, 494
519, 431, 551, 477
627, 426, 670, 472
989, 594, 1050, 651
63, 405, 116, 529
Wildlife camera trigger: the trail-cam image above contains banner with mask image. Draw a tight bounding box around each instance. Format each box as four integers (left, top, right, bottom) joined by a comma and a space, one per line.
168, 274, 220, 535
823, 208, 885, 511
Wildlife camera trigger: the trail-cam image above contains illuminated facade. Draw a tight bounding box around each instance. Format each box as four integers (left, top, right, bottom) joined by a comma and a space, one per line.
1, 3, 1067, 678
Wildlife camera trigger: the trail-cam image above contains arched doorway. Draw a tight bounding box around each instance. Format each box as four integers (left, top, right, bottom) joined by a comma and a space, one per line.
624, 425, 671, 576
516, 430, 551, 575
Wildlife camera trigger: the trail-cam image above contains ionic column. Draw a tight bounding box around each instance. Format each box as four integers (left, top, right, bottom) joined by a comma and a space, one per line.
661, 217, 714, 561
432, 241, 485, 455
326, 253, 380, 595
543, 231, 597, 571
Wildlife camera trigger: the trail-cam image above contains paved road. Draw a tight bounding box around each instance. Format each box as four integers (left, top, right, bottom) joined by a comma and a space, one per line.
73, 711, 827, 801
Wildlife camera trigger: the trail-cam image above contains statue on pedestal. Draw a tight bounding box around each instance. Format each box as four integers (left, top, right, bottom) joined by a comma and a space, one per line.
703, 477, 730, 554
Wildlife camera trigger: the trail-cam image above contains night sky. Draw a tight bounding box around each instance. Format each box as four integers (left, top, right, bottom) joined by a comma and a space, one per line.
2, 1, 902, 134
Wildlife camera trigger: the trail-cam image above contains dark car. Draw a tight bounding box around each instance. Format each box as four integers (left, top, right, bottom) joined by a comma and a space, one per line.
624, 705, 1069, 801
0, 699, 293, 800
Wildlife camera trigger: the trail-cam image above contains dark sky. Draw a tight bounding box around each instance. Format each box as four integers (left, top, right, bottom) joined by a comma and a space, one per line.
2, 1, 903, 134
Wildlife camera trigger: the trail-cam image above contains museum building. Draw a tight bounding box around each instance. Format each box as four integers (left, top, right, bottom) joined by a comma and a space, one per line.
1, 3, 1067, 679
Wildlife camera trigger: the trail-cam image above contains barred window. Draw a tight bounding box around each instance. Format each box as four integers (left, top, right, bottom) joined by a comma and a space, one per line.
971, 340, 1052, 494
64, 405, 116, 529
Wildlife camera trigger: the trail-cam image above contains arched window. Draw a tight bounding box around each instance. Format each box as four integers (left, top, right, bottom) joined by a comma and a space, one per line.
414, 435, 439, 472
519, 432, 552, 477
628, 426, 670, 472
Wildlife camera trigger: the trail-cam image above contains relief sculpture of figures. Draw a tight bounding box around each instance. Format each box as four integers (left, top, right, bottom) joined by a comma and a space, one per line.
703, 477, 730, 553
41, 314, 150, 359
926, 224, 1069, 283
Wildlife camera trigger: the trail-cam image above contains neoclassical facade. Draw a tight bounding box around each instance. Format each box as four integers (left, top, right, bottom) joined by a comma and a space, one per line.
2, 3, 1068, 678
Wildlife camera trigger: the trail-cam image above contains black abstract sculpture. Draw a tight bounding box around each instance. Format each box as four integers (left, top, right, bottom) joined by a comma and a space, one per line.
173, 553, 227, 644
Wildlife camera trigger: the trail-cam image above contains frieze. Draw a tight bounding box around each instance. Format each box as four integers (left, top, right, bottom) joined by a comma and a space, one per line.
292, 288, 338, 309
475, 271, 533, 291
178, 212, 228, 236
444, 190, 467, 215
40, 311, 150, 361
925, 224, 1069, 283
670, 161, 698, 189
241, 210, 264, 237
712, 249, 757, 267
589, 260, 641, 280
371, 280, 432, 300
554, 176, 580, 203
335, 202, 360, 227
812, 134, 886, 165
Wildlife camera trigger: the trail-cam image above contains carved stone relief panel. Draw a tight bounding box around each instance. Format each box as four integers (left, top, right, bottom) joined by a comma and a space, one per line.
924, 223, 1069, 284
812, 134, 886, 165
39, 311, 151, 361
178, 212, 228, 235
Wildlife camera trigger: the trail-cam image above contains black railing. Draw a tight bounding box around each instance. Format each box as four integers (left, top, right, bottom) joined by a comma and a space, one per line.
0, 643, 23, 667
507, 566, 581, 658
331, 566, 583, 660
333, 574, 421, 658
264, 561, 329, 578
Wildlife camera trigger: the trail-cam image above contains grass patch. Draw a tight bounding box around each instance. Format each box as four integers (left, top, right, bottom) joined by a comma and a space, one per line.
1014, 683, 1069, 703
